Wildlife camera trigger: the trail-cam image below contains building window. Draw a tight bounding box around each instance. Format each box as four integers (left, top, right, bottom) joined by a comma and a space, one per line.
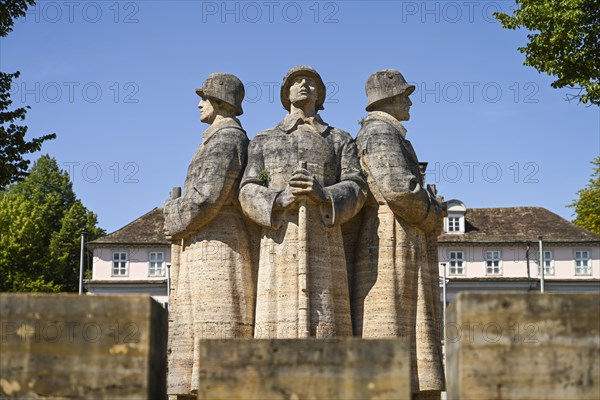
449, 250, 465, 275
485, 250, 502, 276
574, 250, 591, 275
149, 252, 165, 277
537, 250, 554, 276
112, 252, 128, 276
444, 213, 465, 233
448, 217, 460, 232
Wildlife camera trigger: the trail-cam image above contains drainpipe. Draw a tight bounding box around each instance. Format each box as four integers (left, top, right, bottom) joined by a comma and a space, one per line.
167, 264, 171, 298
525, 241, 531, 279
539, 236, 544, 293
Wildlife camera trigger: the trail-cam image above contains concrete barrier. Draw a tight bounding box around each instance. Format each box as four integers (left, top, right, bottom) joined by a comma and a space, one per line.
446, 292, 600, 400
0, 294, 167, 399
198, 338, 411, 400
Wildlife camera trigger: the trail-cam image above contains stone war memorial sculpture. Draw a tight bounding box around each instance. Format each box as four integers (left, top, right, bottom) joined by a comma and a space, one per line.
163, 73, 256, 396
353, 70, 446, 398
165, 66, 447, 399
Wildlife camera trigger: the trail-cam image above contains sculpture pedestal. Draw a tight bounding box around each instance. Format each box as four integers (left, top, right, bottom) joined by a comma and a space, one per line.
0, 294, 167, 399
446, 292, 600, 400
198, 338, 411, 400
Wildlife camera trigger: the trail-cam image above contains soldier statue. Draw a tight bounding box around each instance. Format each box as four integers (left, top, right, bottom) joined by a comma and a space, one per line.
352, 69, 447, 400
239, 66, 366, 338
164, 73, 255, 398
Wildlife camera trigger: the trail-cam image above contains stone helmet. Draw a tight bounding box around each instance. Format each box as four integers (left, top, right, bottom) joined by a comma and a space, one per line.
280, 66, 326, 111
365, 69, 415, 112
195, 73, 244, 116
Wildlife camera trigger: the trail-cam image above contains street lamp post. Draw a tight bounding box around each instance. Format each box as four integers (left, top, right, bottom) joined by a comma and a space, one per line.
78, 228, 86, 295
441, 262, 447, 375
441, 263, 447, 341
539, 236, 545, 293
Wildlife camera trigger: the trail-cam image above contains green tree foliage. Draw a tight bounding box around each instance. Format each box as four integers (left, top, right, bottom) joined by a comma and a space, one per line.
1, 0, 35, 36
1, 0, 56, 190
568, 156, 600, 234
0, 155, 105, 292
495, 0, 600, 106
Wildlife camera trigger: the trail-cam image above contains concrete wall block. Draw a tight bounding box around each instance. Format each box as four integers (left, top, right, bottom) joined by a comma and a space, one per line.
0, 294, 167, 399
198, 338, 410, 400
446, 292, 600, 400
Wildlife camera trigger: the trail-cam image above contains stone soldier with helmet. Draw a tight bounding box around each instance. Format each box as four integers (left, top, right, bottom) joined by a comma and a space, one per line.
164, 73, 255, 398
352, 69, 447, 399
239, 66, 366, 339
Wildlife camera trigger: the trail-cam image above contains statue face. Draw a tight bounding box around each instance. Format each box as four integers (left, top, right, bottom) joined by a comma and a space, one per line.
288, 75, 318, 109
198, 97, 217, 124
388, 93, 412, 121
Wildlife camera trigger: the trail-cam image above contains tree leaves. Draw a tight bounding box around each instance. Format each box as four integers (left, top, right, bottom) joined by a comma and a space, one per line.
495, 0, 600, 105
569, 156, 600, 234
1, 1, 56, 190
0, 156, 105, 292
0, 0, 36, 37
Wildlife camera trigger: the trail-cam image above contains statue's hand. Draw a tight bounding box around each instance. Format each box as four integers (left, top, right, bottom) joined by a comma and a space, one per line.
288, 169, 327, 204
163, 223, 174, 240
426, 184, 446, 210
163, 198, 182, 239
275, 186, 296, 209
420, 199, 446, 234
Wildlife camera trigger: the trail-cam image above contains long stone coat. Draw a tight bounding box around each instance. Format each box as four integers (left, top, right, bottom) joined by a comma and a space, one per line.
353, 111, 446, 395
239, 114, 366, 338
164, 117, 255, 396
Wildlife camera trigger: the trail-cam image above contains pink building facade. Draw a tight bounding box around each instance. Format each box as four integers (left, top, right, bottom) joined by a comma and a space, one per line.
86, 208, 170, 306
86, 203, 600, 307
438, 200, 600, 302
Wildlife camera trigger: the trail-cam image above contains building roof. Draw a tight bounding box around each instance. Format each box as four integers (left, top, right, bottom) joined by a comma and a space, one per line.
89, 208, 169, 247
89, 206, 598, 247
439, 207, 600, 244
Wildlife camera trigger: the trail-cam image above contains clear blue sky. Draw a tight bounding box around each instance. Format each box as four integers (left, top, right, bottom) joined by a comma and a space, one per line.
2, 0, 599, 233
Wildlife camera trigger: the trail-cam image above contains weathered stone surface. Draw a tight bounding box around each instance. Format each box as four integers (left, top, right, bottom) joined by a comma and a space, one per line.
164, 73, 255, 397
365, 69, 416, 112
167, 67, 445, 399
446, 292, 600, 400
352, 69, 446, 396
239, 66, 366, 338
198, 339, 411, 400
0, 293, 167, 399
195, 72, 244, 116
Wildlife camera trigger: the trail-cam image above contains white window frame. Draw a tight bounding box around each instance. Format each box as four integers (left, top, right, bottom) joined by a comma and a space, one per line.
485, 250, 502, 276
448, 216, 460, 232
445, 213, 465, 233
448, 250, 465, 275
537, 250, 554, 276
574, 249, 591, 275
148, 251, 165, 277
112, 251, 128, 277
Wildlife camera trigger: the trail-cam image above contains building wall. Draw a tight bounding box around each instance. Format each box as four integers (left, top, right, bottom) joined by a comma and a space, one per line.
87, 285, 169, 306
92, 247, 172, 280
438, 244, 600, 279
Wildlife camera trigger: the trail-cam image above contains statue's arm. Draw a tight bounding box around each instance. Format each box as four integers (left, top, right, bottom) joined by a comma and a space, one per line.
166, 130, 247, 239
239, 137, 280, 228
357, 121, 435, 225
163, 197, 184, 239
419, 185, 448, 234
320, 133, 367, 227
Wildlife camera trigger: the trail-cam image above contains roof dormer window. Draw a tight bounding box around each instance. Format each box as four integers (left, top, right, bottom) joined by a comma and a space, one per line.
448, 216, 461, 232
444, 200, 466, 234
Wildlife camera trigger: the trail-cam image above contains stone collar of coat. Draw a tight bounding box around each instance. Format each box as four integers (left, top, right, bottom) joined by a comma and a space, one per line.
201, 117, 244, 145
277, 113, 330, 135
365, 111, 408, 138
